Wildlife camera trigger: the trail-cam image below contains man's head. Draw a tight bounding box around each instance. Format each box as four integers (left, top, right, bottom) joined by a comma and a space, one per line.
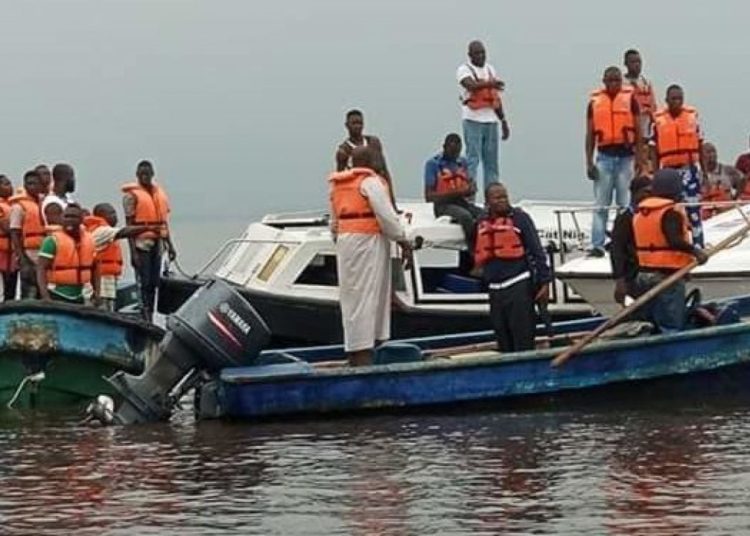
467, 40, 486, 68
23, 170, 43, 197
485, 182, 510, 215
0, 175, 12, 199
702, 142, 718, 169
350, 146, 374, 169
651, 169, 683, 201
62, 203, 84, 237
93, 202, 118, 226
630, 175, 652, 206
136, 160, 155, 187
52, 163, 76, 194
623, 49, 642, 77
345, 109, 364, 139
35, 164, 51, 192
666, 84, 684, 115
602, 66, 623, 96
442, 133, 462, 160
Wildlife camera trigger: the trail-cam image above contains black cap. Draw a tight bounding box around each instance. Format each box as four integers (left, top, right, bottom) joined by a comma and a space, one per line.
651, 169, 683, 200
630, 175, 652, 194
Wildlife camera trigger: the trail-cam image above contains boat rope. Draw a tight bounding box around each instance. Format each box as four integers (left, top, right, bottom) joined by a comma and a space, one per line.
6, 371, 46, 410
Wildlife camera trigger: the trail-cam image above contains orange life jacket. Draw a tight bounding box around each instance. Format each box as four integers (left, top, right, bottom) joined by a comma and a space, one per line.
47, 227, 95, 285
590, 87, 636, 147
700, 182, 732, 220
0, 197, 11, 254
83, 215, 123, 276
121, 182, 170, 239
628, 77, 655, 116
434, 164, 471, 196
654, 107, 701, 168
474, 215, 525, 266
463, 64, 501, 111
9, 192, 45, 249
329, 167, 388, 235
633, 197, 693, 270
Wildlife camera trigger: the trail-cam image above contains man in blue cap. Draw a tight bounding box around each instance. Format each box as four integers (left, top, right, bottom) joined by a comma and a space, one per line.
631, 169, 707, 332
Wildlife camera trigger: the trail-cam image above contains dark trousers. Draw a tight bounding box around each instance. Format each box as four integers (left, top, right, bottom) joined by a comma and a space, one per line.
636, 271, 686, 333
20, 264, 39, 299
489, 278, 536, 352
434, 200, 483, 251
135, 246, 162, 320
4, 271, 17, 301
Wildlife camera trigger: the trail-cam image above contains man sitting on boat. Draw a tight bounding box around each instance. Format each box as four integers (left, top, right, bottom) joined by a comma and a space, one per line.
424, 133, 482, 254
632, 169, 708, 332
700, 142, 743, 219
36, 203, 97, 304
329, 146, 412, 367
474, 182, 551, 352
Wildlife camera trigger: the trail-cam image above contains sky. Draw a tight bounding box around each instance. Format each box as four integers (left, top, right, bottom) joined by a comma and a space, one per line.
0, 0, 748, 265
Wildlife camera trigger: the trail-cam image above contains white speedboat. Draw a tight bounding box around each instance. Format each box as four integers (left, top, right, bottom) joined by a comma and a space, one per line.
556, 204, 750, 316
158, 200, 595, 346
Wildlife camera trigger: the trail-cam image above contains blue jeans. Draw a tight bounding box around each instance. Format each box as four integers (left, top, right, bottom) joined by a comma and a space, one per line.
463, 119, 499, 192
636, 272, 686, 333
591, 153, 634, 249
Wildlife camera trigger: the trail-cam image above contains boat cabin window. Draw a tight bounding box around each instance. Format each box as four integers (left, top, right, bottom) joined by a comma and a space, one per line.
295, 254, 338, 286
257, 245, 290, 282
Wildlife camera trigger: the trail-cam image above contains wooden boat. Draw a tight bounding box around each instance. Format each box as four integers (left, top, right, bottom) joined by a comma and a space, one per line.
195, 296, 750, 420
0, 301, 163, 410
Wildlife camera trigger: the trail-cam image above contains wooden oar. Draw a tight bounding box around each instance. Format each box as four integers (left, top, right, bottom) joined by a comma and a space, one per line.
551, 220, 750, 368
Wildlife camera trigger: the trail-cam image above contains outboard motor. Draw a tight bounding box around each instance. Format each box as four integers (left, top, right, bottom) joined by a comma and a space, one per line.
93, 278, 270, 425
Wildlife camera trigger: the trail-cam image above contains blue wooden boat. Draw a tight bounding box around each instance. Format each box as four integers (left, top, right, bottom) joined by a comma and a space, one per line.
0, 301, 163, 410
196, 296, 750, 420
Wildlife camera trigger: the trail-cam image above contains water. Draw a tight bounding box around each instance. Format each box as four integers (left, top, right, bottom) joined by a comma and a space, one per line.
3, 404, 750, 535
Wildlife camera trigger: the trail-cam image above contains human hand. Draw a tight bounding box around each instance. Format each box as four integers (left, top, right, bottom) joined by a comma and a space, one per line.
534, 283, 550, 303
501, 120, 510, 141
398, 240, 413, 271
587, 163, 600, 181
168, 247, 177, 262
694, 249, 708, 265
613, 278, 627, 305
494, 79, 505, 91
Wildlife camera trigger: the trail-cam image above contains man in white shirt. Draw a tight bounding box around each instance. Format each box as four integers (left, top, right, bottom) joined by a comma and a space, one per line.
42, 163, 76, 226
457, 40, 510, 193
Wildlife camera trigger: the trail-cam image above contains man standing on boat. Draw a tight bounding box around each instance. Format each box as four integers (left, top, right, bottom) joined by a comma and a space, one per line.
122, 160, 176, 320
42, 163, 76, 226
610, 175, 652, 305
623, 49, 656, 139
632, 170, 707, 332
457, 40, 509, 193
424, 133, 482, 253
0, 176, 16, 302
335, 109, 396, 208
651, 85, 705, 247
9, 170, 47, 299
585, 66, 642, 257
36, 203, 97, 304
474, 182, 551, 352
329, 146, 412, 367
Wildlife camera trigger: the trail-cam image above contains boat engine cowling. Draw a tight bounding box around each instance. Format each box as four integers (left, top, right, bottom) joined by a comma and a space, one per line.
99, 278, 270, 425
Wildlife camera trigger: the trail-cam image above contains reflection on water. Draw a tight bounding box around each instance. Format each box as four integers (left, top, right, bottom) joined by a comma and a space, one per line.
2, 406, 750, 535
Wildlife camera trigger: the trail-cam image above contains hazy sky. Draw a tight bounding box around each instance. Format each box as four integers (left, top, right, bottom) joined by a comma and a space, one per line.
1, 0, 748, 232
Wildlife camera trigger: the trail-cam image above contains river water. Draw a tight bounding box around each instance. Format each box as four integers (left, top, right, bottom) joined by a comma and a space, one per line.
2, 402, 750, 535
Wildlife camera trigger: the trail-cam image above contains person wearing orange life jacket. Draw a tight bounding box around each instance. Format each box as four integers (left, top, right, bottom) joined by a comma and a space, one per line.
623, 49, 657, 139
424, 133, 482, 254
36, 203, 97, 304
473, 183, 551, 352
585, 66, 643, 257
122, 160, 177, 321
457, 40, 509, 194
651, 84, 705, 247
329, 146, 412, 367
632, 170, 707, 333
700, 143, 742, 219
0, 175, 17, 302
84, 203, 161, 312
9, 170, 47, 299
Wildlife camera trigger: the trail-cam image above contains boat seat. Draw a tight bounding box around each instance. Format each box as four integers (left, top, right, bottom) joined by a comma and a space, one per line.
438, 273, 483, 294
374, 343, 424, 365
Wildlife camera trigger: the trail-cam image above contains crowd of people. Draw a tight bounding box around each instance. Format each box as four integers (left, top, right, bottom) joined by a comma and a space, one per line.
328, 40, 750, 365
0, 160, 174, 320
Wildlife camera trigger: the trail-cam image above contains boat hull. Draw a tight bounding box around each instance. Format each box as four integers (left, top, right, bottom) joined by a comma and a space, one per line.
214, 321, 750, 420
0, 301, 163, 410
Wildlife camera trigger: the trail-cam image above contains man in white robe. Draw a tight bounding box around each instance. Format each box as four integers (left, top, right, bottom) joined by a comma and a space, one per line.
330, 146, 411, 366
